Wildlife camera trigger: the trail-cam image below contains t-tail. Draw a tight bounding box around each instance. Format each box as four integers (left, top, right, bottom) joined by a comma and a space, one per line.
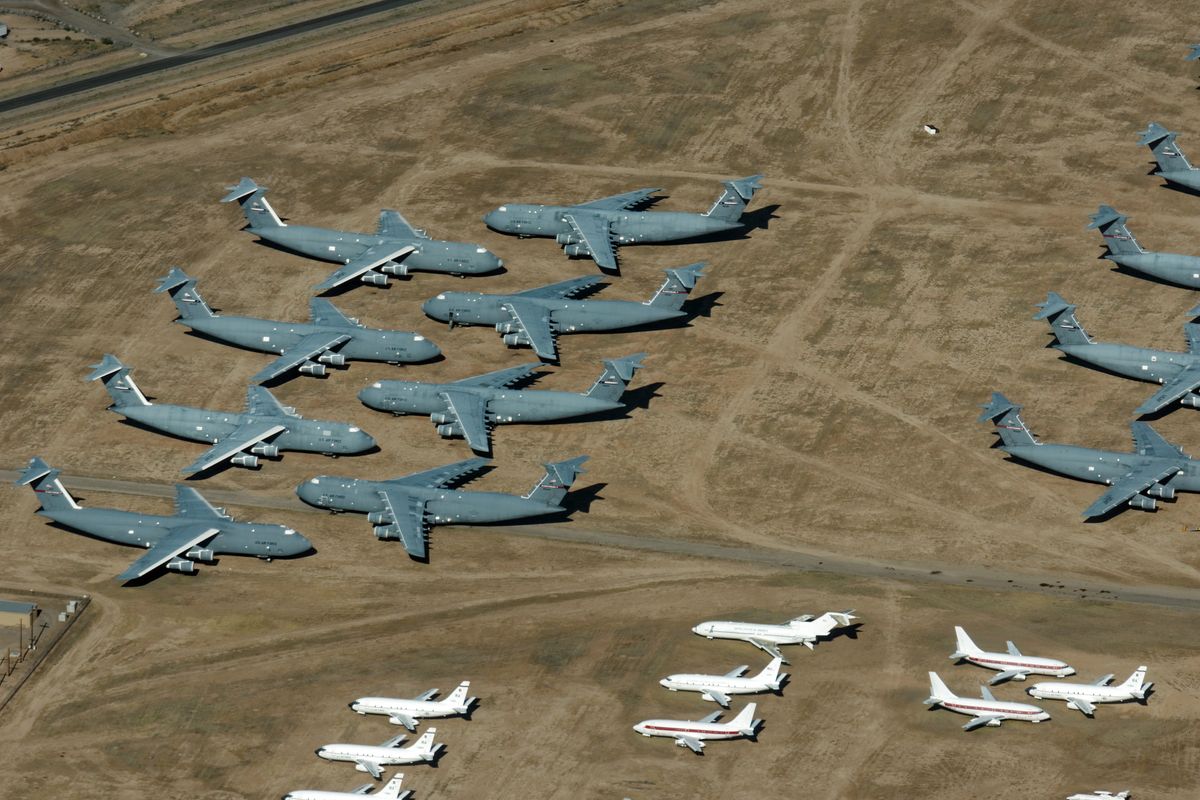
978, 392, 1040, 449
522, 455, 589, 508
86, 354, 150, 408
1088, 205, 1145, 256
583, 353, 646, 402
755, 657, 787, 691
155, 267, 215, 320
1033, 292, 1092, 348
1121, 666, 1152, 699
728, 702, 760, 736
1139, 122, 1196, 175
377, 774, 410, 800
16, 457, 81, 512
645, 263, 706, 311
950, 626, 983, 661
442, 681, 476, 713
925, 671, 957, 705
221, 177, 285, 229
804, 610, 856, 634
704, 174, 763, 222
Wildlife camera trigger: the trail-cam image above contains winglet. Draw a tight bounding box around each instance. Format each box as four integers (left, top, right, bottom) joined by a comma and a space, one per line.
155, 266, 194, 293
86, 354, 127, 382
1188, 44, 1200, 61
16, 456, 53, 486
978, 391, 1019, 423
1087, 204, 1126, 230
1032, 292, 1074, 321
666, 262, 706, 290
1138, 121, 1174, 147
221, 177, 262, 203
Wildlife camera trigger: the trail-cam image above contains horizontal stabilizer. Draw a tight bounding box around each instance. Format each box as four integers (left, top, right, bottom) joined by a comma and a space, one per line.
221, 177, 262, 203
16, 456, 53, 486
1032, 292, 1074, 321
86, 354, 127, 382
155, 266, 195, 294
602, 353, 646, 383
726, 174, 764, 200
978, 391, 1019, 423
667, 262, 706, 291
1138, 122, 1174, 147
1087, 204, 1126, 230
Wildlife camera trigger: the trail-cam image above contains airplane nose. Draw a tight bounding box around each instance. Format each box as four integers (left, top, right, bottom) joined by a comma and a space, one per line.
659, 678, 670, 688
1064, 667, 1076, 676
357, 430, 377, 450
358, 385, 382, 408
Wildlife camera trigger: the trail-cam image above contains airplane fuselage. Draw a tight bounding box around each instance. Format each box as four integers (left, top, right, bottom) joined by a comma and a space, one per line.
421, 292, 683, 333
351, 697, 465, 719
179, 315, 440, 365
250, 223, 503, 275
1160, 168, 1200, 192
296, 477, 564, 525
358, 381, 620, 423
111, 403, 374, 456
1106, 251, 1200, 289
1027, 682, 1141, 705
484, 205, 739, 244
1002, 442, 1200, 491
316, 744, 434, 769
692, 620, 828, 645
934, 697, 1050, 724
964, 651, 1074, 678
660, 674, 777, 698
632, 719, 747, 741
1057, 342, 1200, 388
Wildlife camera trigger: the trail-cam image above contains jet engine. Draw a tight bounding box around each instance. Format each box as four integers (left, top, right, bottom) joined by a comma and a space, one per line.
495, 322, 521, 334
374, 524, 401, 541
381, 262, 410, 276
367, 510, 394, 525
1128, 495, 1157, 511
1182, 392, 1200, 408
360, 272, 389, 286
1147, 483, 1176, 500
231, 454, 259, 468
437, 423, 464, 438
563, 244, 592, 257
318, 352, 346, 366
555, 233, 579, 246
503, 333, 531, 347
186, 548, 215, 562
299, 361, 327, 377
166, 558, 197, 574
251, 443, 279, 458
430, 413, 452, 425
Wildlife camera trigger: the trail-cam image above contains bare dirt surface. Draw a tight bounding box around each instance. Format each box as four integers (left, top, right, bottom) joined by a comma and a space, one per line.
1, 0, 1200, 797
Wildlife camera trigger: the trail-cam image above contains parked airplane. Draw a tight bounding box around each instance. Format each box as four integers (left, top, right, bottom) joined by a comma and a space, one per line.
632, 703, 761, 754
1087, 204, 1200, 288
950, 626, 1075, 685
421, 264, 706, 362
88, 355, 375, 474
222, 177, 502, 292
1034, 292, 1200, 416
979, 392, 1200, 518
157, 267, 440, 383
350, 681, 477, 731
283, 775, 412, 800
483, 176, 762, 271
316, 729, 443, 779
924, 672, 1051, 731
1139, 122, 1200, 193
1027, 667, 1152, 717
1189, 44, 1200, 60
16, 457, 311, 582
1067, 792, 1130, 800
659, 657, 786, 707
358, 354, 645, 453
691, 611, 856, 662
296, 455, 589, 561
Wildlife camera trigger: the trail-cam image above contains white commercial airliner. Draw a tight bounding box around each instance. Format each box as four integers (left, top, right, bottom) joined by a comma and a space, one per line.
1066, 792, 1130, 800
350, 681, 477, 731
633, 702, 761, 753
924, 672, 1051, 731
951, 626, 1075, 684
316, 729, 443, 778
691, 611, 856, 662
1027, 666, 1152, 716
284, 774, 412, 800
659, 657, 787, 707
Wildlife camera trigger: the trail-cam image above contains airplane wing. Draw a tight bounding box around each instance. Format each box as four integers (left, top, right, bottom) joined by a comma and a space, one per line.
174, 485, 231, 519
378, 209, 428, 239
1093, 673, 1115, 686
245, 385, 300, 418
1006, 641, 1022, 657
696, 710, 723, 724
436, 390, 491, 453
1081, 462, 1183, 518
413, 689, 439, 701
451, 362, 543, 390
723, 665, 749, 679
390, 457, 491, 490
499, 300, 558, 361
349, 784, 375, 795
514, 275, 605, 300
962, 714, 1004, 732
377, 489, 430, 560
702, 690, 732, 708
979, 686, 997, 702
313, 244, 417, 292
575, 187, 661, 211
117, 524, 219, 582
250, 332, 353, 384
747, 638, 785, 661
388, 713, 418, 732
1185, 322, 1200, 354
990, 669, 1030, 684
310, 297, 362, 328
1131, 421, 1186, 458
562, 212, 618, 270
1065, 696, 1097, 716
675, 735, 705, 753
181, 420, 287, 474
354, 759, 384, 780
1134, 364, 1200, 414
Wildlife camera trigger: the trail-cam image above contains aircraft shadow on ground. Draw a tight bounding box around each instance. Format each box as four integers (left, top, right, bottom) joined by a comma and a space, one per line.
610, 293, 724, 336
825, 622, 864, 643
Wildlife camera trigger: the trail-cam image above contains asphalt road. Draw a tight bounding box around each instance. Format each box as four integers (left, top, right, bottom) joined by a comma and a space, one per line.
0, 0, 430, 115
6, 468, 1200, 611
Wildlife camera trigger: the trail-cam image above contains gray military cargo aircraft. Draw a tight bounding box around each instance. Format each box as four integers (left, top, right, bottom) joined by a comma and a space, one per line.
979, 392, 1200, 518
421, 263, 706, 362
358, 354, 645, 454
482, 176, 762, 271
296, 455, 589, 561
87, 354, 376, 474
222, 178, 503, 292
1139, 122, 1200, 193
1034, 292, 1200, 416
156, 267, 441, 383
17, 457, 312, 582
1087, 205, 1200, 288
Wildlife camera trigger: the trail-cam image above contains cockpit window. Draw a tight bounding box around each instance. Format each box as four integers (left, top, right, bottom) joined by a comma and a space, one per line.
283, 528, 296, 536
498, 206, 507, 212
309, 478, 320, 484
348, 426, 360, 432
475, 247, 487, 254
435, 294, 446, 300
371, 382, 382, 389
414, 335, 425, 341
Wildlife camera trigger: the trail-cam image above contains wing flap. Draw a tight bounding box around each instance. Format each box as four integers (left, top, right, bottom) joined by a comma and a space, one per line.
562, 212, 617, 270
575, 187, 661, 211
451, 362, 543, 390
181, 422, 287, 474
117, 525, 219, 581
390, 457, 491, 489
250, 332, 352, 384
377, 489, 430, 560
314, 244, 416, 292
514, 275, 604, 300
438, 390, 491, 453
500, 300, 557, 362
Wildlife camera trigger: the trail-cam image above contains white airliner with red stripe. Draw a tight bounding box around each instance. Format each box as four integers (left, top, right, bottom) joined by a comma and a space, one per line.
925, 672, 1050, 731
632, 703, 761, 753
951, 626, 1075, 685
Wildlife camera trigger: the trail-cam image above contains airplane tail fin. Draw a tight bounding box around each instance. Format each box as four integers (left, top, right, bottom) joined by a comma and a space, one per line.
221, 177, 285, 229
729, 702, 760, 736
1087, 205, 1145, 256
378, 774, 407, 800
951, 626, 983, 661
756, 656, 786, 690
1033, 292, 1092, 347
522, 455, 589, 508
583, 353, 646, 402
925, 671, 956, 704
155, 267, 215, 320
806, 610, 856, 634
645, 263, 706, 311
413, 728, 439, 757
16, 457, 81, 512
86, 354, 150, 408
1122, 666, 1151, 698
704, 174, 763, 222
1139, 122, 1195, 174
443, 681, 475, 711
978, 392, 1039, 448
